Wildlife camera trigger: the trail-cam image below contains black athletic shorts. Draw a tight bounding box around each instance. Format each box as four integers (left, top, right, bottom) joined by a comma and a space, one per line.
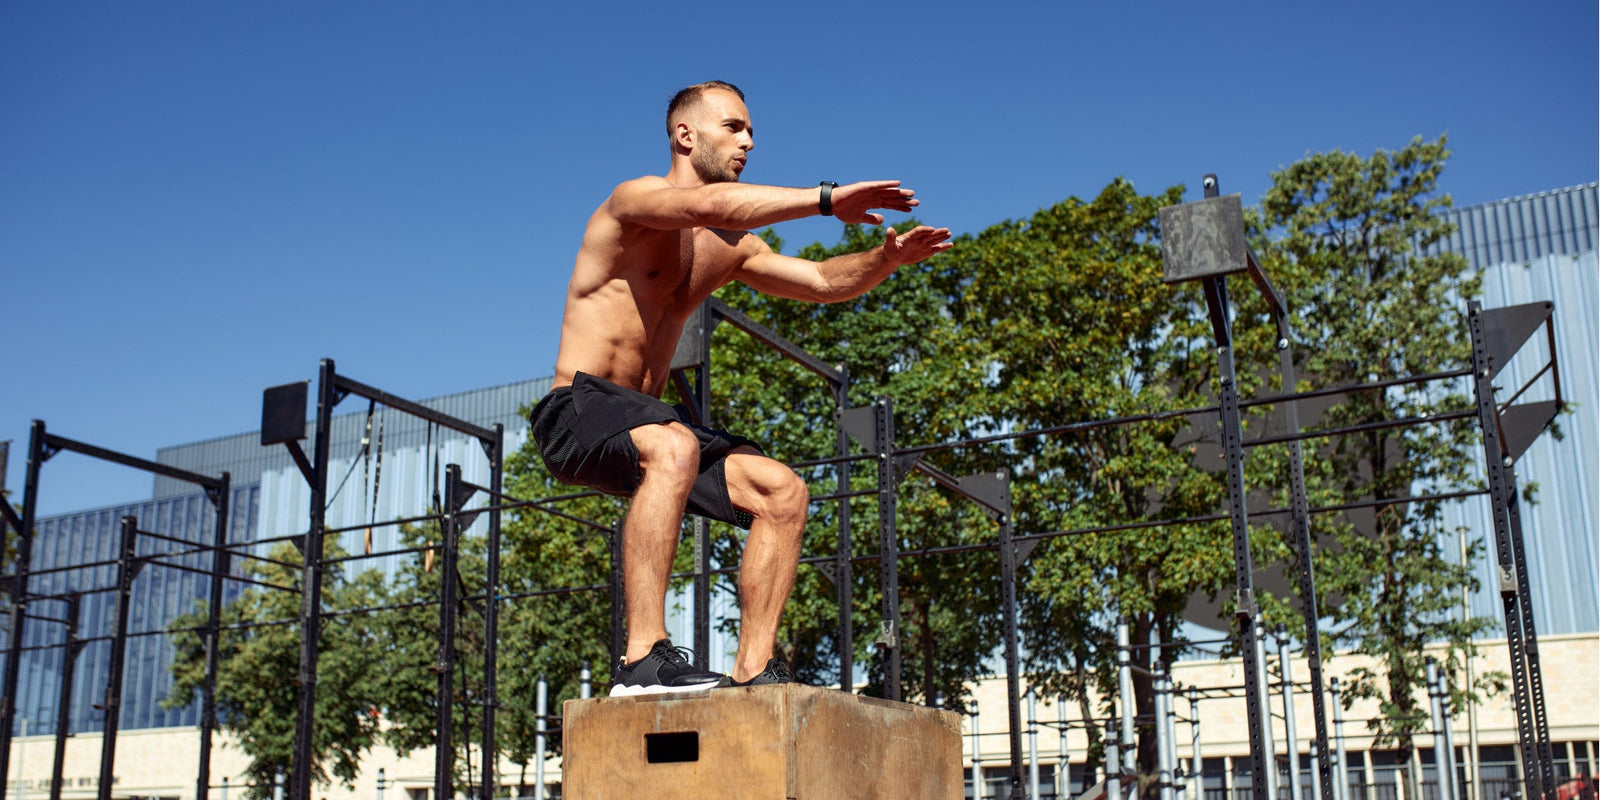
529, 371, 759, 529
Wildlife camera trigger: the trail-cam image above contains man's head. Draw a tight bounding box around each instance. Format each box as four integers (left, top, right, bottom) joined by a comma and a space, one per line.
666, 80, 752, 183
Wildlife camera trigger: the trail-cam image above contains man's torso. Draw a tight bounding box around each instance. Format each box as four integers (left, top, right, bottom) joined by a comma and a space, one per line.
552, 199, 759, 397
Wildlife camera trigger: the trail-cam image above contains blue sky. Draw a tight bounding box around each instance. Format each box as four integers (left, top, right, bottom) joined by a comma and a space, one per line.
3, 1, 1595, 515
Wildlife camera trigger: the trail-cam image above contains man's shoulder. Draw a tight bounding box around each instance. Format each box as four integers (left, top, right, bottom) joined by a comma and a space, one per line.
611, 174, 672, 198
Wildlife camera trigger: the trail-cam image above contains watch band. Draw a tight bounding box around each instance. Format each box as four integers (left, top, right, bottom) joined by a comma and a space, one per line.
819, 181, 838, 216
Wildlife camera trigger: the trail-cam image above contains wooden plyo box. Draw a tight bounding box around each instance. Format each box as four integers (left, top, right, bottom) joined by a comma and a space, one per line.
561, 683, 963, 799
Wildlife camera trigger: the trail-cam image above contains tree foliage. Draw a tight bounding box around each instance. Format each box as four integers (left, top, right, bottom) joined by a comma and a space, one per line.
1250, 135, 1498, 750
166, 139, 1505, 789
166, 541, 386, 798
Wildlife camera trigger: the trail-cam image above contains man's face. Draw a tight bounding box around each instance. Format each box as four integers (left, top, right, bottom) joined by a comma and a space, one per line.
686, 89, 753, 184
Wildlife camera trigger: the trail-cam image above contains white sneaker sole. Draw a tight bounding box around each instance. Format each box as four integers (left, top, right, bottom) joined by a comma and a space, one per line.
608, 678, 726, 697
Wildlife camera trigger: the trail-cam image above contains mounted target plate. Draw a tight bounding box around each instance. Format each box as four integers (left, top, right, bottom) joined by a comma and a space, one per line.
1160, 194, 1248, 284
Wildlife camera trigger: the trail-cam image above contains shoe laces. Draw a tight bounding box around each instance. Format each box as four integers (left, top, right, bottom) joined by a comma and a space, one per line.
654, 641, 696, 667
766, 659, 795, 681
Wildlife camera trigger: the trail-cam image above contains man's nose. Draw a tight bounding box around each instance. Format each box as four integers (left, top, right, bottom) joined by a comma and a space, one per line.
740, 133, 754, 151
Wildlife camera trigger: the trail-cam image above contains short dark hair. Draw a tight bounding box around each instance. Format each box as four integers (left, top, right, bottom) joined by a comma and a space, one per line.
666, 80, 745, 137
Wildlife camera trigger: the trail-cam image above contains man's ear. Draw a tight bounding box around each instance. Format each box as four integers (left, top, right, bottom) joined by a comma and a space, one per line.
673, 121, 695, 153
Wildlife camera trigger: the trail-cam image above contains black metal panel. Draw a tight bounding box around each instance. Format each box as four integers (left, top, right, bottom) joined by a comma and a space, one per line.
670, 302, 711, 372
261, 381, 309, 445
1501, 400, 1561, 463
1479, 301, 1554, 382
1160, 194, 1249, 283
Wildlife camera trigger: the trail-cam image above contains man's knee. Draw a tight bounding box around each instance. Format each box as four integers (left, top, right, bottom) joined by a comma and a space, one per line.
631, 422, 699, 478
739, 458, 809, 524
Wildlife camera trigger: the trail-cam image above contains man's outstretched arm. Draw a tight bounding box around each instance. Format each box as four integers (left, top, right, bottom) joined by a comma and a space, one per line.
734, 225, 954, 304
609, 177, 923, 231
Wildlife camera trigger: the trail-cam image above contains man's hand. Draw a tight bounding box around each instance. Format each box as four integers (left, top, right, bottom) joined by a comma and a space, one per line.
882, 225, 954, 266
828, 180, 920, 225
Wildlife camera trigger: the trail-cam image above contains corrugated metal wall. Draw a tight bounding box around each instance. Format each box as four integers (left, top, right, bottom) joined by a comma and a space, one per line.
1435, 184, 1599, 636
1428, 183, 1597, 267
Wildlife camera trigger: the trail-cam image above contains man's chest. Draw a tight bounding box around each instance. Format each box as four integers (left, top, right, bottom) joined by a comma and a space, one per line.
648, 227, 750, 301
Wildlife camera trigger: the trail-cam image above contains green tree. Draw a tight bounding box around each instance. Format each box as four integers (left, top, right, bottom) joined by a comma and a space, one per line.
494, 429, 627, 782
925, 178, 1266, 788
368, 518, 499, 788
706, 220, 1004, 710
1252, 135, 1499, 755
166, 541, 386, 798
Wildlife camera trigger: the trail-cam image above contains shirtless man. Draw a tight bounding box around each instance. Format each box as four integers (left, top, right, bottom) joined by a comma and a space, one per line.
531, 80, 952, 696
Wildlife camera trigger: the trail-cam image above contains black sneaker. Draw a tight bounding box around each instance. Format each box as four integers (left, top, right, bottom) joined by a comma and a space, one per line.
729, 658, 795, 687
609, 639, 730, 697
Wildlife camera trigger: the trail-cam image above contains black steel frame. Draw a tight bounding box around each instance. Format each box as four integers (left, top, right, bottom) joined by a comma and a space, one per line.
269, 359, 509, 800
1467, 300, 1563, 800
0, 420, 231, 800
1, 281, 1565, 799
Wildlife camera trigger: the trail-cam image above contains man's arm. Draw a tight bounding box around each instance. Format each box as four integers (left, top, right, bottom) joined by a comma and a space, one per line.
609, 177, 923, 231
733, 225, 953, 303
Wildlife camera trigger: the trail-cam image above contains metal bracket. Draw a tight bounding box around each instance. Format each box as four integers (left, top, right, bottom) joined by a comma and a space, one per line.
838, 405, 878, 451
875, 619, 898, 650
814, 561, 837, 586
1500, 400, 1561, 464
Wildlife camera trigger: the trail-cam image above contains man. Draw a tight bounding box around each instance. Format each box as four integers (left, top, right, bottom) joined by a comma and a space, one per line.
531, 80, 952, 696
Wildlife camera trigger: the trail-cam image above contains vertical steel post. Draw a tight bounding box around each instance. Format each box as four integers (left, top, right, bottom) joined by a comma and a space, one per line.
1028, 688, 1041, 800
1000, 510, 1024, 800
1117, 619, 1137, 800
1428, 658, 1459, 800
1252, 615, 1277, 800
691, 333, 712, 669
435, 464, 464, 800
580, 661, 592, 699
609, 520, 625, 667
1280, 629, 1303, 800
1060, 698, 1072, 799
871, 397, 901, 701
1460, 535, 1482, 800
198, 472, 231, 800
1189, 173, 1274, 800
970, 711, 983, 800
1191, 689, 1205, 800
481, 425, 504, 800
534, 674, 547, 800
1254, 263, 1336, 800
1107, 719, 1123, 800
1466, 302, 1554, 800
98, 516, 140, 800
1331, 678, 1349, 800
1204, 282, 1274, 800
0, 420, 46, 789
1156, 661, 1176, 800
833, 370, 855, 691
49, 595, 82, 800
290, 360, 337, 800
